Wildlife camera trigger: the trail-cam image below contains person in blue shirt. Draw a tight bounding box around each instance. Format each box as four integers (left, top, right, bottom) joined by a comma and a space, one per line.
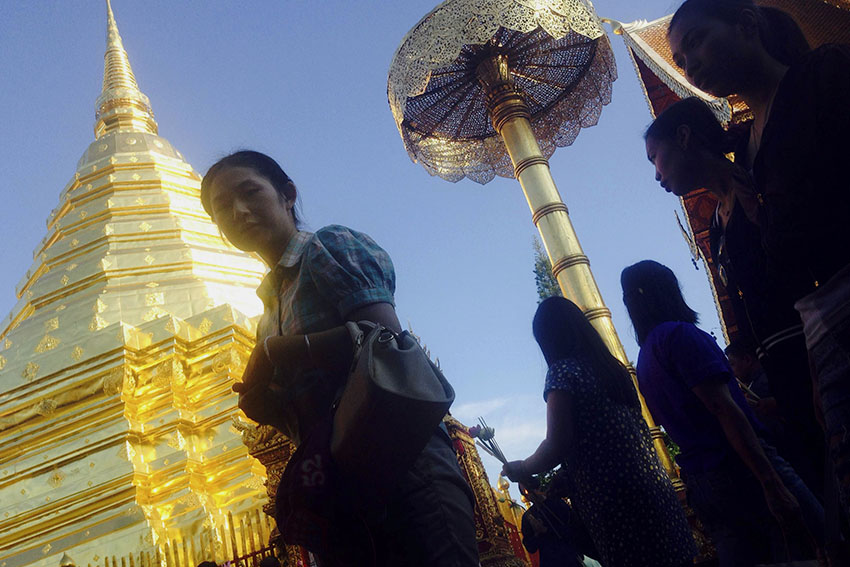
621, 260, 823, 566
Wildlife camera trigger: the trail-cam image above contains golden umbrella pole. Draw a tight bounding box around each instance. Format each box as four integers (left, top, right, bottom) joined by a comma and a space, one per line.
388, 0, 679, 489
477, 55, 680, 488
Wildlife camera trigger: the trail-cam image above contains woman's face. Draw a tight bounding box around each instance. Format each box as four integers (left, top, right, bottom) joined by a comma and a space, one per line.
645, 134, 701, 197
668, 12, 753, 97
207, 166, 296, 254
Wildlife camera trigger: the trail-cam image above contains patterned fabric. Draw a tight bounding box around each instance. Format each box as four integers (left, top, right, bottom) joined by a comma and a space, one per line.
255, 225, 396, 443
544, 357, 696, 567
256, 225, 395, 339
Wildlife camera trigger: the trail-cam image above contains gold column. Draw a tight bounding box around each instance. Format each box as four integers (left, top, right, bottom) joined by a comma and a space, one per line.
477, 55, 681, 489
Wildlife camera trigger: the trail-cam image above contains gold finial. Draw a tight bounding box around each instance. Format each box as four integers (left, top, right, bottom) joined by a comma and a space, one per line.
103, 0, 138, 92
59, 553, 76, 567
94, 0, 158, 138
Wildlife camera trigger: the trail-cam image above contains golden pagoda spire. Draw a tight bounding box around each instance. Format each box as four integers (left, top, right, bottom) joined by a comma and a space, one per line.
94, 0, 157, 138
0, 4, 271, 564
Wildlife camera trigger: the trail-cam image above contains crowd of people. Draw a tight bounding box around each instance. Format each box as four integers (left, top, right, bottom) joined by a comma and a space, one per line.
504, 0, 850, 565
197, 0, 849, 565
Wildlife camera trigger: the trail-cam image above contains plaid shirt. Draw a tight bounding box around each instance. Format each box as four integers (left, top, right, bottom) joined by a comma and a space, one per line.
254, 225, 396, 442
256, 225, 396, 340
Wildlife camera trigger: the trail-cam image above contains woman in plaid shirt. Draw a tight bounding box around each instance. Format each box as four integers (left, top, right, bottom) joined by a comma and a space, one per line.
201, 151, 478, 567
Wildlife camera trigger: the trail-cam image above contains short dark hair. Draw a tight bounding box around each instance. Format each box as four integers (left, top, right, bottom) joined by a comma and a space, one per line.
725, 338, 757, 359
533, 297, 640, 410
669, 0, 810, 66
621, 260, 699, 346
645, 97, 734, 156
200, 150, 301, 227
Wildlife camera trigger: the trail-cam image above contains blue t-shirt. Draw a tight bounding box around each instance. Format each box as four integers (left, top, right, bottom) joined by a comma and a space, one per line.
636, 321, 763, 474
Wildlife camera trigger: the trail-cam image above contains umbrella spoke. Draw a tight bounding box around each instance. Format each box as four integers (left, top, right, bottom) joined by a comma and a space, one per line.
415, 71, 475, 107
511, 37, 594, 61
507, 34, 557, 59
521, 62, 584, 70
517, 83, 547, 107
411, 80, 478, 136
453, 89, 486, 138
428, 66, 471, 79
432, 82, 478, 135
512, 68, 584, 92
502, 28, 542, 55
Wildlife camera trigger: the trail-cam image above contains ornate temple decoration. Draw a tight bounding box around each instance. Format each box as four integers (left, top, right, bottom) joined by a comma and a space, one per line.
603, 18, 731, 123
0, 3, 272, 566
444, 416, 530, 567
493, 477, 531, 564
233, 422, 311, 566
607, 0, 850, 343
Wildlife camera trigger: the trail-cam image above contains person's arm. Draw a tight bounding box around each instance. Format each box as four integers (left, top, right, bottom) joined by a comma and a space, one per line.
237, 226, 400, 424
236, 302, 399, 391
692, 379, 801, 528
234, 302, 399, 425
503, 390, 573, 480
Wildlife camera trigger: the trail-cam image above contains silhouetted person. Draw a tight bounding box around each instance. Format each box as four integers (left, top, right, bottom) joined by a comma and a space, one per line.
503, 297, 695, 566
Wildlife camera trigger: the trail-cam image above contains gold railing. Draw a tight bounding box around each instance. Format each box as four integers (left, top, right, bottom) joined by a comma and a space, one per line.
83, 508, 284, 567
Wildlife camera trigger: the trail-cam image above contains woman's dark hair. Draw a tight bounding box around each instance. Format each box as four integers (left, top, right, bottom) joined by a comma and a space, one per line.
533, 297, 640, 410
621, 260, 699, 346
645, 97, 735, 156
200, 150, 301, 227
669, 0, 810, 66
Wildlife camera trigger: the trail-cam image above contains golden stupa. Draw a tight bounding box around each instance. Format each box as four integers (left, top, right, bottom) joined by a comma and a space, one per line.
0, 5, 537, 567
0, 3, 274, 566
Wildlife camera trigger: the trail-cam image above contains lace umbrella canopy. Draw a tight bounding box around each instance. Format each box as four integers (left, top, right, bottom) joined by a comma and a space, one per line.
388, 0, 680, 488
388, 0, 617, 184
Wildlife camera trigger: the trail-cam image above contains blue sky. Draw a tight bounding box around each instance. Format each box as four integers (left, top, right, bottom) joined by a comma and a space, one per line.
0, 1, 721, 484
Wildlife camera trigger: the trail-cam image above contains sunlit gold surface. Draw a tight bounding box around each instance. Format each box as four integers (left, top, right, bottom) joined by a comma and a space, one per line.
0, 4, 271, 566
480, 63, 680, 488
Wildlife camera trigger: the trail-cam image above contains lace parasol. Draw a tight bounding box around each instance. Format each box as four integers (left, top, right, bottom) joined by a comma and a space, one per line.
388, 0, 617, 184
